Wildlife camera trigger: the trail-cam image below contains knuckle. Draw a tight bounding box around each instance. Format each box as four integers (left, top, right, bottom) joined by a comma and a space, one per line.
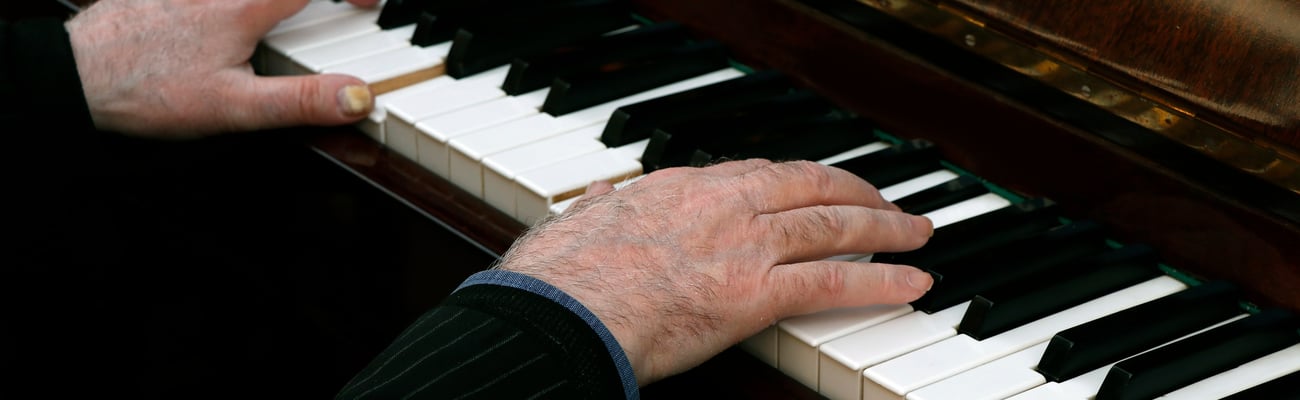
806, 206, 843, 239
294, 79, 323, 119
793, 161, 835, 192
783, 265, 849, 309
815, 266, 850, 299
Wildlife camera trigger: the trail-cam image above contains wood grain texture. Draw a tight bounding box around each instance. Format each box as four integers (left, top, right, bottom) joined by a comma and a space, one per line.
946, 0, 1300, 150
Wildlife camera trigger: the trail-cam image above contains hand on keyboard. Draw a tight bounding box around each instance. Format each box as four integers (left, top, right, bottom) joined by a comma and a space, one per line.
495, 159, 935, 385
66, 0, 379, 137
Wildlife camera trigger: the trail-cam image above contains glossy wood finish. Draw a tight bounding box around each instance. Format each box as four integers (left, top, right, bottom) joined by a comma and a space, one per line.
632, 0, 1300, 311
308, 128, 527, 257
946, 0, 1300, 150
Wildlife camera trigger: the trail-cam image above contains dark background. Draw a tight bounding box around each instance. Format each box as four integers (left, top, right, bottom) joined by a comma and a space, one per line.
3, 127, 500, 398
2, 4, 501, 397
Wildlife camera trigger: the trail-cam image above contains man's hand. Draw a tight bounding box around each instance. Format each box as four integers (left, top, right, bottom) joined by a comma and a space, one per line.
498, 160, 935, 385
66, 0, 379, 137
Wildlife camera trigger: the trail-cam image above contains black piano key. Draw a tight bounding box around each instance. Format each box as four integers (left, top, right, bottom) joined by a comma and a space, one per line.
445, 0, 636, 78
540, 40, 732, 115
502, 22, 692, 95
601, 70, 794, 147
957, 245, 1164, 340
387, 0, 536, 31
687, 116, 879, 166
409, 2, 505, 47
873, 198, 1062, 268
1221, 370, 1300, 400
911, 220, 1112, 313
1037, 280, 1245, 382
640, 90, 839, 172
378, 0, 449, 30
410, 12, 445, 47
377, 0, 423, 29
828, 139, 942, 189
1095, 308, 1300, 400
890, 175, 989, 215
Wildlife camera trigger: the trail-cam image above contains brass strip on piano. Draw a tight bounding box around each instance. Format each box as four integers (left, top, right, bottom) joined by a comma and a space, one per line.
856, 0, 1300, 194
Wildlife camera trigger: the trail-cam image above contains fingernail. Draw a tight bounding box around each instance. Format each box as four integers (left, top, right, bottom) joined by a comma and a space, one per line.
907, 269, 934, 291
337, 85, 373, 116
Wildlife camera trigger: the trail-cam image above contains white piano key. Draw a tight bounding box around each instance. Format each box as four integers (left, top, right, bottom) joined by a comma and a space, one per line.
359, 78, 458, 142
516, 141, 649, 224
448, 114, 603, 195
414, 94, 550, 177
772, 165, 981, 391
907, 342, 1049, 400
862, 276, 1187, 400
380, 67, 514, 160
1007, 368, 1105, 400
482, 126, 608, 213
1008, 314, 1248, 400
264, 9, 382, 56
385, 66, 514, 125
1024, 368, 1113, 400
290, 25, 422, 73
549, 67, 745, 123
1157, 343, 1300, 400
321, 43, 451, 88
878, 170, 962, 202
793, 192, 1005, 400
818, 142, 892, 166
446, 69, 744, 200
923, 192, 1011, 228
776, 304, 914, 390
268, 0, 369, 37
544, 172, 644, 218
817, 303, 970, 400
741, 326, 782, 368
549, 193, 583, 217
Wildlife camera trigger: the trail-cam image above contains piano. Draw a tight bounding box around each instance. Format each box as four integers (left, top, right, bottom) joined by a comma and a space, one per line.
28, 0, 1298, 398
258, 0, 1300, 398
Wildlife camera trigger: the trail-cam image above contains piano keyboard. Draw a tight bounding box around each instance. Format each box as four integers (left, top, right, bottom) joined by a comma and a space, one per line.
259, 2, 1300, 399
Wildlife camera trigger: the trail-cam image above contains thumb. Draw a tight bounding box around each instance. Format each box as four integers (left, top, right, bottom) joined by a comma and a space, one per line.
567, 181, 617, 209
583, 181, 617, 198
228, 73, 374, 130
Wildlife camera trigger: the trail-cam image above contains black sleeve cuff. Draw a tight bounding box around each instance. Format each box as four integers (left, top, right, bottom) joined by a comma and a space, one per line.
445, 284, 627, 398
336, 284, 627, 399
0, 18, 94, 133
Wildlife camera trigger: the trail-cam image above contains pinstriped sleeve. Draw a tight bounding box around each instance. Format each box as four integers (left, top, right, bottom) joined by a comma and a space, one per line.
336, 270, 637, 400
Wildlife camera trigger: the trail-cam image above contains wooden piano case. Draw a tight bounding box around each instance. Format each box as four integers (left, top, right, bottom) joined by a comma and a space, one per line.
318, 0, 1300, 397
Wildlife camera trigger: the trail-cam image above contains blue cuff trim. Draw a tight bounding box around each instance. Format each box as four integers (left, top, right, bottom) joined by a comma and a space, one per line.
457, 270, 639, 400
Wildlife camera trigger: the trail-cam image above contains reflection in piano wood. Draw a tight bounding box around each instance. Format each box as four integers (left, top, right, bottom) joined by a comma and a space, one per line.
285, 0, 1300, 398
